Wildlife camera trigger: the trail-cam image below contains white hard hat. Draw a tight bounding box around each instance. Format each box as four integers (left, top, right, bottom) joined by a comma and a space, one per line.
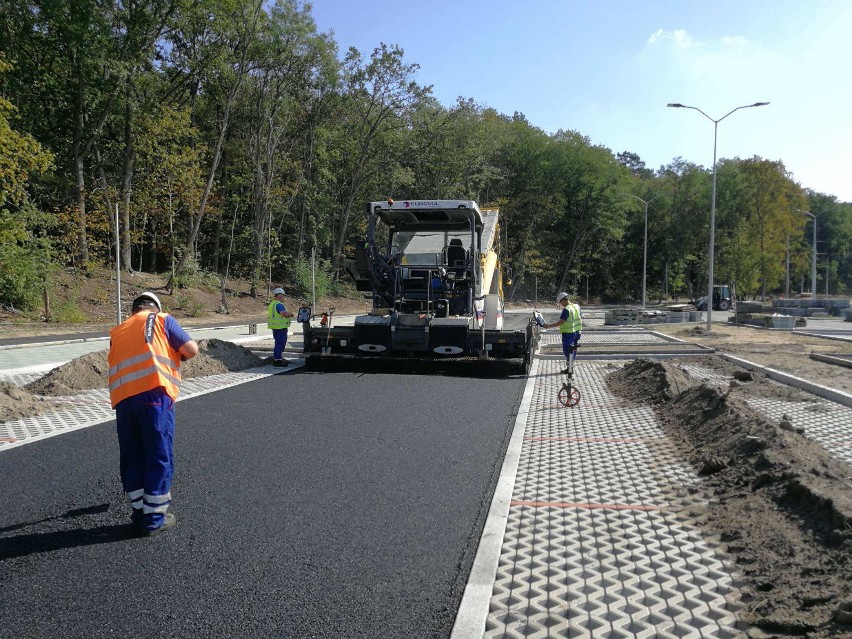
273, 287, 285, 296
557, 292, 569, 302
133, 291, 162, 312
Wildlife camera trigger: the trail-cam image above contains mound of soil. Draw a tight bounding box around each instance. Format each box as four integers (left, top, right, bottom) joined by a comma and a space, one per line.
607, 359, 852, 637
24, 339, 264, 397
0, 382, 55, 423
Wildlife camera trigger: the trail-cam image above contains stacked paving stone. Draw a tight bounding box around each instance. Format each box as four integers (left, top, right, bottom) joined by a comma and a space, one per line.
604, 307, 707, 325
731, 301, 798, 329
771, 297, 851, 318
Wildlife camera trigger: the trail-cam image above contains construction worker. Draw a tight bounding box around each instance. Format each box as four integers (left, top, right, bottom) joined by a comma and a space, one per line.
268, 287, 295, 367
544, 292, 582, 374
108, 291, 198, 536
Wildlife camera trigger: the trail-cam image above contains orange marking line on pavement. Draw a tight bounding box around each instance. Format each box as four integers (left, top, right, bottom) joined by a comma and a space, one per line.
524, 435, 643, 444
511, 500, 660, 512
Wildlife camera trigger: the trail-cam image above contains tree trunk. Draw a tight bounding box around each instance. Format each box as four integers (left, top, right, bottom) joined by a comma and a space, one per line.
120, 80, 135, 272
73, 73, 89, 267
92, 140, 117, 263
168, 1, 262, 291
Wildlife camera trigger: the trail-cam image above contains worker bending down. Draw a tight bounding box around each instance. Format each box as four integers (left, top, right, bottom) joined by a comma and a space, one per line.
108, 292, 198, 535
543, 292, 583, 374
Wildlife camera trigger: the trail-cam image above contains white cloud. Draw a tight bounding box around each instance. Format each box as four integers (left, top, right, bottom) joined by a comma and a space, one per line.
647, 28, 695, 48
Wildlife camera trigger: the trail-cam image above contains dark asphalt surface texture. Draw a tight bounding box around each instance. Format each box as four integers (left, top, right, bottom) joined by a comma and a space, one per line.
0, 366, 525, 639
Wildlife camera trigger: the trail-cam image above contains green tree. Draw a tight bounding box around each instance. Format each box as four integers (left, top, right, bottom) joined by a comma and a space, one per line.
0, 56, 56, 310
330, 43, 431, 274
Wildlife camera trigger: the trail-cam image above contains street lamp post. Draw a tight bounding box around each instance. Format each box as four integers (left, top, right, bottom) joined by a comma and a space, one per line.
797, 209, 818, 297
623, 193, 660, 309
667, 101, 769, 331
114, 202, 122, 324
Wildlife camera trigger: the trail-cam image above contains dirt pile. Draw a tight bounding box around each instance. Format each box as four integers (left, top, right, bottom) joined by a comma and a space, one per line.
23, 339, 264, 397
0, 382, 56, 423
607, 359, 852, 637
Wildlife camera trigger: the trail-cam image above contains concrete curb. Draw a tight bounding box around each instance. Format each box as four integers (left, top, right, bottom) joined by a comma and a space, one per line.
718, 353, 852, 409
797, 331, 852, 344
809, 352, 852, 369
450, 357, 539, 639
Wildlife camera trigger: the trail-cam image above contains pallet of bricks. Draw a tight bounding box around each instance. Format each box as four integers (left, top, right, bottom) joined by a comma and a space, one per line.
771, 297, 851, 320
604, 308, 668, 326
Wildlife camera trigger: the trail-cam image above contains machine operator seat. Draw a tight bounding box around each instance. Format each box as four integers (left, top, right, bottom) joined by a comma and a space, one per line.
446, 239, 467, 277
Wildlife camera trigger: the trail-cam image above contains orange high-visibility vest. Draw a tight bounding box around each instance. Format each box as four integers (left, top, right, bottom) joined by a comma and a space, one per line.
108, 312, 183, 408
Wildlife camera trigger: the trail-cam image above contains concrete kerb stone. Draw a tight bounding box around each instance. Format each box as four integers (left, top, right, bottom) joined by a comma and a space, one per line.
450, 357, 540, 639
647, 330, 691, 344
718, 353, 852, 409
0, 335, 110, 351
797, 331, 852, 344
808, 352, 852, 370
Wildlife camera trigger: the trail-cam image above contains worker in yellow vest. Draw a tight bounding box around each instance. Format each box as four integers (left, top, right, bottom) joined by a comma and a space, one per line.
543, 292, 582, 374
268, 287, 295, 367
108, 292, 198, 535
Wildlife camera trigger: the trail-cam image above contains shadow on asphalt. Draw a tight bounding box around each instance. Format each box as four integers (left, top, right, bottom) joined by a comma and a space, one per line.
0, 503, 140, 560
0, 522, 139, 561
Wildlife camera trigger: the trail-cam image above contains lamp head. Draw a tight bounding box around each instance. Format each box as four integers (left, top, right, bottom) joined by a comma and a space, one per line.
752, 102, 770, 107
667, 103, 684, 108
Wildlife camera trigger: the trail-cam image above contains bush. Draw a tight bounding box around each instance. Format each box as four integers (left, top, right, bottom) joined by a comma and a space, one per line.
290, 257, 332, 300
0, 210, 57, 311
174, 293, 205, 317
50, 297, 87, 323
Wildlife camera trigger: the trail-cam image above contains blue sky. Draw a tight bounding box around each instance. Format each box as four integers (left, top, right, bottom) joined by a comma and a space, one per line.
309, 0, 852, 202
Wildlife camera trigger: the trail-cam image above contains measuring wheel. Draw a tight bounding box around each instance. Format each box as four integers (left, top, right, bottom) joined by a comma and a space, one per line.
558, 381, 581, 407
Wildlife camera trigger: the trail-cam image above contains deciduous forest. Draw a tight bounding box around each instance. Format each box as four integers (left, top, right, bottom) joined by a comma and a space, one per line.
2, 0, 850, 316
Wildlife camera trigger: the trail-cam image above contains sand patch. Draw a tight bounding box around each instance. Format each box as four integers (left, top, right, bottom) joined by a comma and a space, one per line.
1, 340, 266, 423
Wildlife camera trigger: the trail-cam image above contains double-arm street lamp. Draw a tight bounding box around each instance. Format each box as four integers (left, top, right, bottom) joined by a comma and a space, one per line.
667, 101, 769, 331
796, 209, 819, 296
623, 193, 660, 309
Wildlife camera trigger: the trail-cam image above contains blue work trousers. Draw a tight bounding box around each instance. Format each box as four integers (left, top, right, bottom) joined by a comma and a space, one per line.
272, 328, 289, 360
561, 331, 581, 363
115, 387, 175, 531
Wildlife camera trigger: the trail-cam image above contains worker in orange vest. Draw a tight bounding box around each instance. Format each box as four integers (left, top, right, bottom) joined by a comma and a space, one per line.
108, 292, 198, 535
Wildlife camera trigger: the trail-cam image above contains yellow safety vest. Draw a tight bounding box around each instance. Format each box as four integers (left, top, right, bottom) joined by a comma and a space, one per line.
559, 303, 583, 333
267, 300, 291, 329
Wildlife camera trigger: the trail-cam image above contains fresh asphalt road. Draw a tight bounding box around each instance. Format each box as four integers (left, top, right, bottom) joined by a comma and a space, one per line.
0, 366, 526, 639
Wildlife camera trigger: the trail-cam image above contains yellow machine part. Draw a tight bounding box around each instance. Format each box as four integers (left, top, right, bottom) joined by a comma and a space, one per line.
480, 250, 498, 294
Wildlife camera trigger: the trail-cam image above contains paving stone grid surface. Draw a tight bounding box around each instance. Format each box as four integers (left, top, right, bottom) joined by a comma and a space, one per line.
485, 356, 742, 639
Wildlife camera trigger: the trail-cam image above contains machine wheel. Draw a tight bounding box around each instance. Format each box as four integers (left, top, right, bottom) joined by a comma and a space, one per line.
558, 383, 581, 407
718, 299, 731, 311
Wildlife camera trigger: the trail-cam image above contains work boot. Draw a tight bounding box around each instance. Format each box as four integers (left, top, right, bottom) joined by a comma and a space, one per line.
140, 513, 176, 537
273, 359, 288, 367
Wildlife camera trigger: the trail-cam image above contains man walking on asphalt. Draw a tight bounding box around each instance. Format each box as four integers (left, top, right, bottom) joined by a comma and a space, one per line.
267, 287, 295, 367
543, 292, 582, 374
108, 292, 198, 536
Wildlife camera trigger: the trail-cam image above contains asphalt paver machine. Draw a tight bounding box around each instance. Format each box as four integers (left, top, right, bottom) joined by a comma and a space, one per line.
303, 199, 536, 374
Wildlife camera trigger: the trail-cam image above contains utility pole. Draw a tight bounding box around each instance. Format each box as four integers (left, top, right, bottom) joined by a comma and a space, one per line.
115, 203, 122, 324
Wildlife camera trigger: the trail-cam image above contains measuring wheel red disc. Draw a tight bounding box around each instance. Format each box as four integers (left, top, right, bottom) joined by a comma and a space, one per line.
558, 384, 581, 407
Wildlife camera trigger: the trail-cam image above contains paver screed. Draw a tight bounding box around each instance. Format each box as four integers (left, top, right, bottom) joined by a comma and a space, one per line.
483, 357, 742, 639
